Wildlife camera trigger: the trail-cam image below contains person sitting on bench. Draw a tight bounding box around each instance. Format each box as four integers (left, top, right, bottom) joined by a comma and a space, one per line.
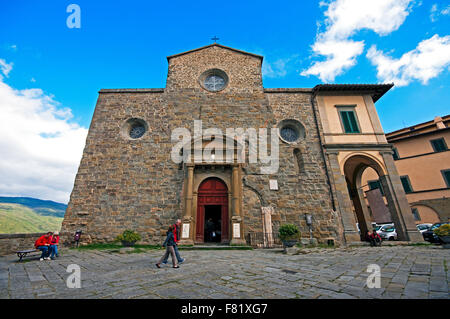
49, 231, 60, 260
368, 230, 382, 247
35, 232, 53, 261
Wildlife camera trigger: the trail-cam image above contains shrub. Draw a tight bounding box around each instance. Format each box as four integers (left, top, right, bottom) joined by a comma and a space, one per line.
434, 224, 450, 237
115, 230, 141, 243
278, 224, 300, 241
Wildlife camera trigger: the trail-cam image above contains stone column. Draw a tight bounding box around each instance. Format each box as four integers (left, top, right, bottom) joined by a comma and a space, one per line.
230, 165, 246, 245
261, 206, 274, 247
179, 164, 194, 245
326, 151, 360, 243
352, 183, 374, 240
379, 151, 422, 242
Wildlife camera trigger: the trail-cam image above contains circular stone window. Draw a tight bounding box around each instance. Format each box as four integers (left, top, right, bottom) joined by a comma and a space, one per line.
130, 123, 146, 139
277, 119, 306, 144
121, 118, 148, 140
199, 69, 229, 92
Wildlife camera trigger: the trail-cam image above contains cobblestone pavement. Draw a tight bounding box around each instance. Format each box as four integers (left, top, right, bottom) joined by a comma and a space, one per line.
0, 246, 449, 299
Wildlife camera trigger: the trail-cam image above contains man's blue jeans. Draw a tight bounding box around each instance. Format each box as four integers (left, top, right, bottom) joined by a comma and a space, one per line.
49, 245, 58, 258
163, 244, 182, 263
38, 246, 49, 259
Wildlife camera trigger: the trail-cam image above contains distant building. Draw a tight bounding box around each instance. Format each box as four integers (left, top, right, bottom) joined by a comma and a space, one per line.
362, 115, 450, 225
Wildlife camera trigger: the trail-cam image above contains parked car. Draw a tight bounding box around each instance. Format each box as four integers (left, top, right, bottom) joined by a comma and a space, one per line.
416, 223, 432, 234
375, 223, 394, 234
422, 223, 449, 243
377, 224, 397, 241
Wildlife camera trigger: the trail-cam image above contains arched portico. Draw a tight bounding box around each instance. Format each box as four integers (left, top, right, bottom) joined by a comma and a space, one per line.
338, 152, 422, 242
343, 155, 387, 240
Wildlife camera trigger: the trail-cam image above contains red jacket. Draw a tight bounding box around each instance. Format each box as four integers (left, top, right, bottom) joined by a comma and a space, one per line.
370, 232, 381, 240
35, 235, 51, 248
173, 224, 180, 243
50, 235, 59, 245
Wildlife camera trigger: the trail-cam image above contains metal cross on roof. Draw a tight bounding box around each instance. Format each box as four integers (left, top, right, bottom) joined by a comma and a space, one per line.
211, 36, 219, 43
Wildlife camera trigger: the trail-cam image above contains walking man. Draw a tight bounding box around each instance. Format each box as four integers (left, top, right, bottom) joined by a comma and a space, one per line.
156, 225, 179, 269
162, 219, 185, 264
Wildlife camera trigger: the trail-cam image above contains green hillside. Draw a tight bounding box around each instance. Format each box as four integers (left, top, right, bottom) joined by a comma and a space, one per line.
0, 197, 67, 218
0, 203, 63, 234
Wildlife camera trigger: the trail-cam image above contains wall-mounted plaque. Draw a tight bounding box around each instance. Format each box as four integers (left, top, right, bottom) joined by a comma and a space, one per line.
182, 223, 190, 239
269, 179, 278, 190
233, 223, 240, 238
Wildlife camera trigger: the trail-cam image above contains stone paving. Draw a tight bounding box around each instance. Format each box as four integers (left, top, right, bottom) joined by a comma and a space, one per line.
0, 246, 449, 299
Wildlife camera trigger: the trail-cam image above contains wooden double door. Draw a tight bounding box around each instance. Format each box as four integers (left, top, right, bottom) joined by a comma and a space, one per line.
196, 177, 229, 243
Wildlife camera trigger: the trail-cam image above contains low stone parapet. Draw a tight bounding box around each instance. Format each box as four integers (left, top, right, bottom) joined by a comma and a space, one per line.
0, 233, 46, 256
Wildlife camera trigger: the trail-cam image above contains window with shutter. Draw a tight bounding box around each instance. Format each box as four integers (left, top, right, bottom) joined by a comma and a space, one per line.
339, 110, 360, 133
430, 138, 448, 152
442, 169, 450, 188
411, 208, 421, 221
400, 176, 413, 193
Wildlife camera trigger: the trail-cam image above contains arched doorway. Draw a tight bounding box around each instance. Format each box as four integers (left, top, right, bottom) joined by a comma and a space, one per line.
343, 154, 386, 240
196, 177, 229, 243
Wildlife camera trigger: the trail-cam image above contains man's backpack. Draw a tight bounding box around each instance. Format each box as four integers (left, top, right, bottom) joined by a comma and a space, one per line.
34, 239, 40, 249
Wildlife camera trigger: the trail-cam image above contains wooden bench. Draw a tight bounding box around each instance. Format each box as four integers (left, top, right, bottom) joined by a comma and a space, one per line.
16, 249, 41, 262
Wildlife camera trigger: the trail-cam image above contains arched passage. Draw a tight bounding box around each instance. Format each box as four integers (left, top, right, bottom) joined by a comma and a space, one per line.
411, 204, 440, 224
196, 177, 229, 243
343, 154, 387, 240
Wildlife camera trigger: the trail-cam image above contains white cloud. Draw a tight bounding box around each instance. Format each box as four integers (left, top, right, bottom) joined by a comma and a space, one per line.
0, 59, 13, 78
430, 4, 439, 22
262, 56, 298, 78
367, 34, 450, 86
301, 0, 413, 82
442, 6, 450, 15
301, 39, 364, 82
0, 59, 88, 203
430, 3, 450, 22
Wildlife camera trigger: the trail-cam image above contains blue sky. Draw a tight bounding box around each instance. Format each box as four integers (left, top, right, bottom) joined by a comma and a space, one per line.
0, 0, 449, 203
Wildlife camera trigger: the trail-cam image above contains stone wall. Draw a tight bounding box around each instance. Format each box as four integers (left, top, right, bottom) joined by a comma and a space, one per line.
265, 92, 340, 242
166, 45, 263, 93
0, 233, 45, 256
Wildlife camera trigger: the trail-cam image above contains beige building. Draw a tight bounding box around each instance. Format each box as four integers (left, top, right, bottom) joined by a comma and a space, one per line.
362, 115, 450, 225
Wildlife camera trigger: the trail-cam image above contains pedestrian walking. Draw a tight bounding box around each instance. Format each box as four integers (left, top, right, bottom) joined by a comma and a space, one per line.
162, 219, 185, 264
156, 225, 179, 269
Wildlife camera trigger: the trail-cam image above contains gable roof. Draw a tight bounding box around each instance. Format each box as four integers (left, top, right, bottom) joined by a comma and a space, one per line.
167, 43, 263, 62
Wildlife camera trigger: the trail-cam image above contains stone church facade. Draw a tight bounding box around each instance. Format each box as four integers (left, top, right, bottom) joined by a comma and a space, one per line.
61, 44, 422, 246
